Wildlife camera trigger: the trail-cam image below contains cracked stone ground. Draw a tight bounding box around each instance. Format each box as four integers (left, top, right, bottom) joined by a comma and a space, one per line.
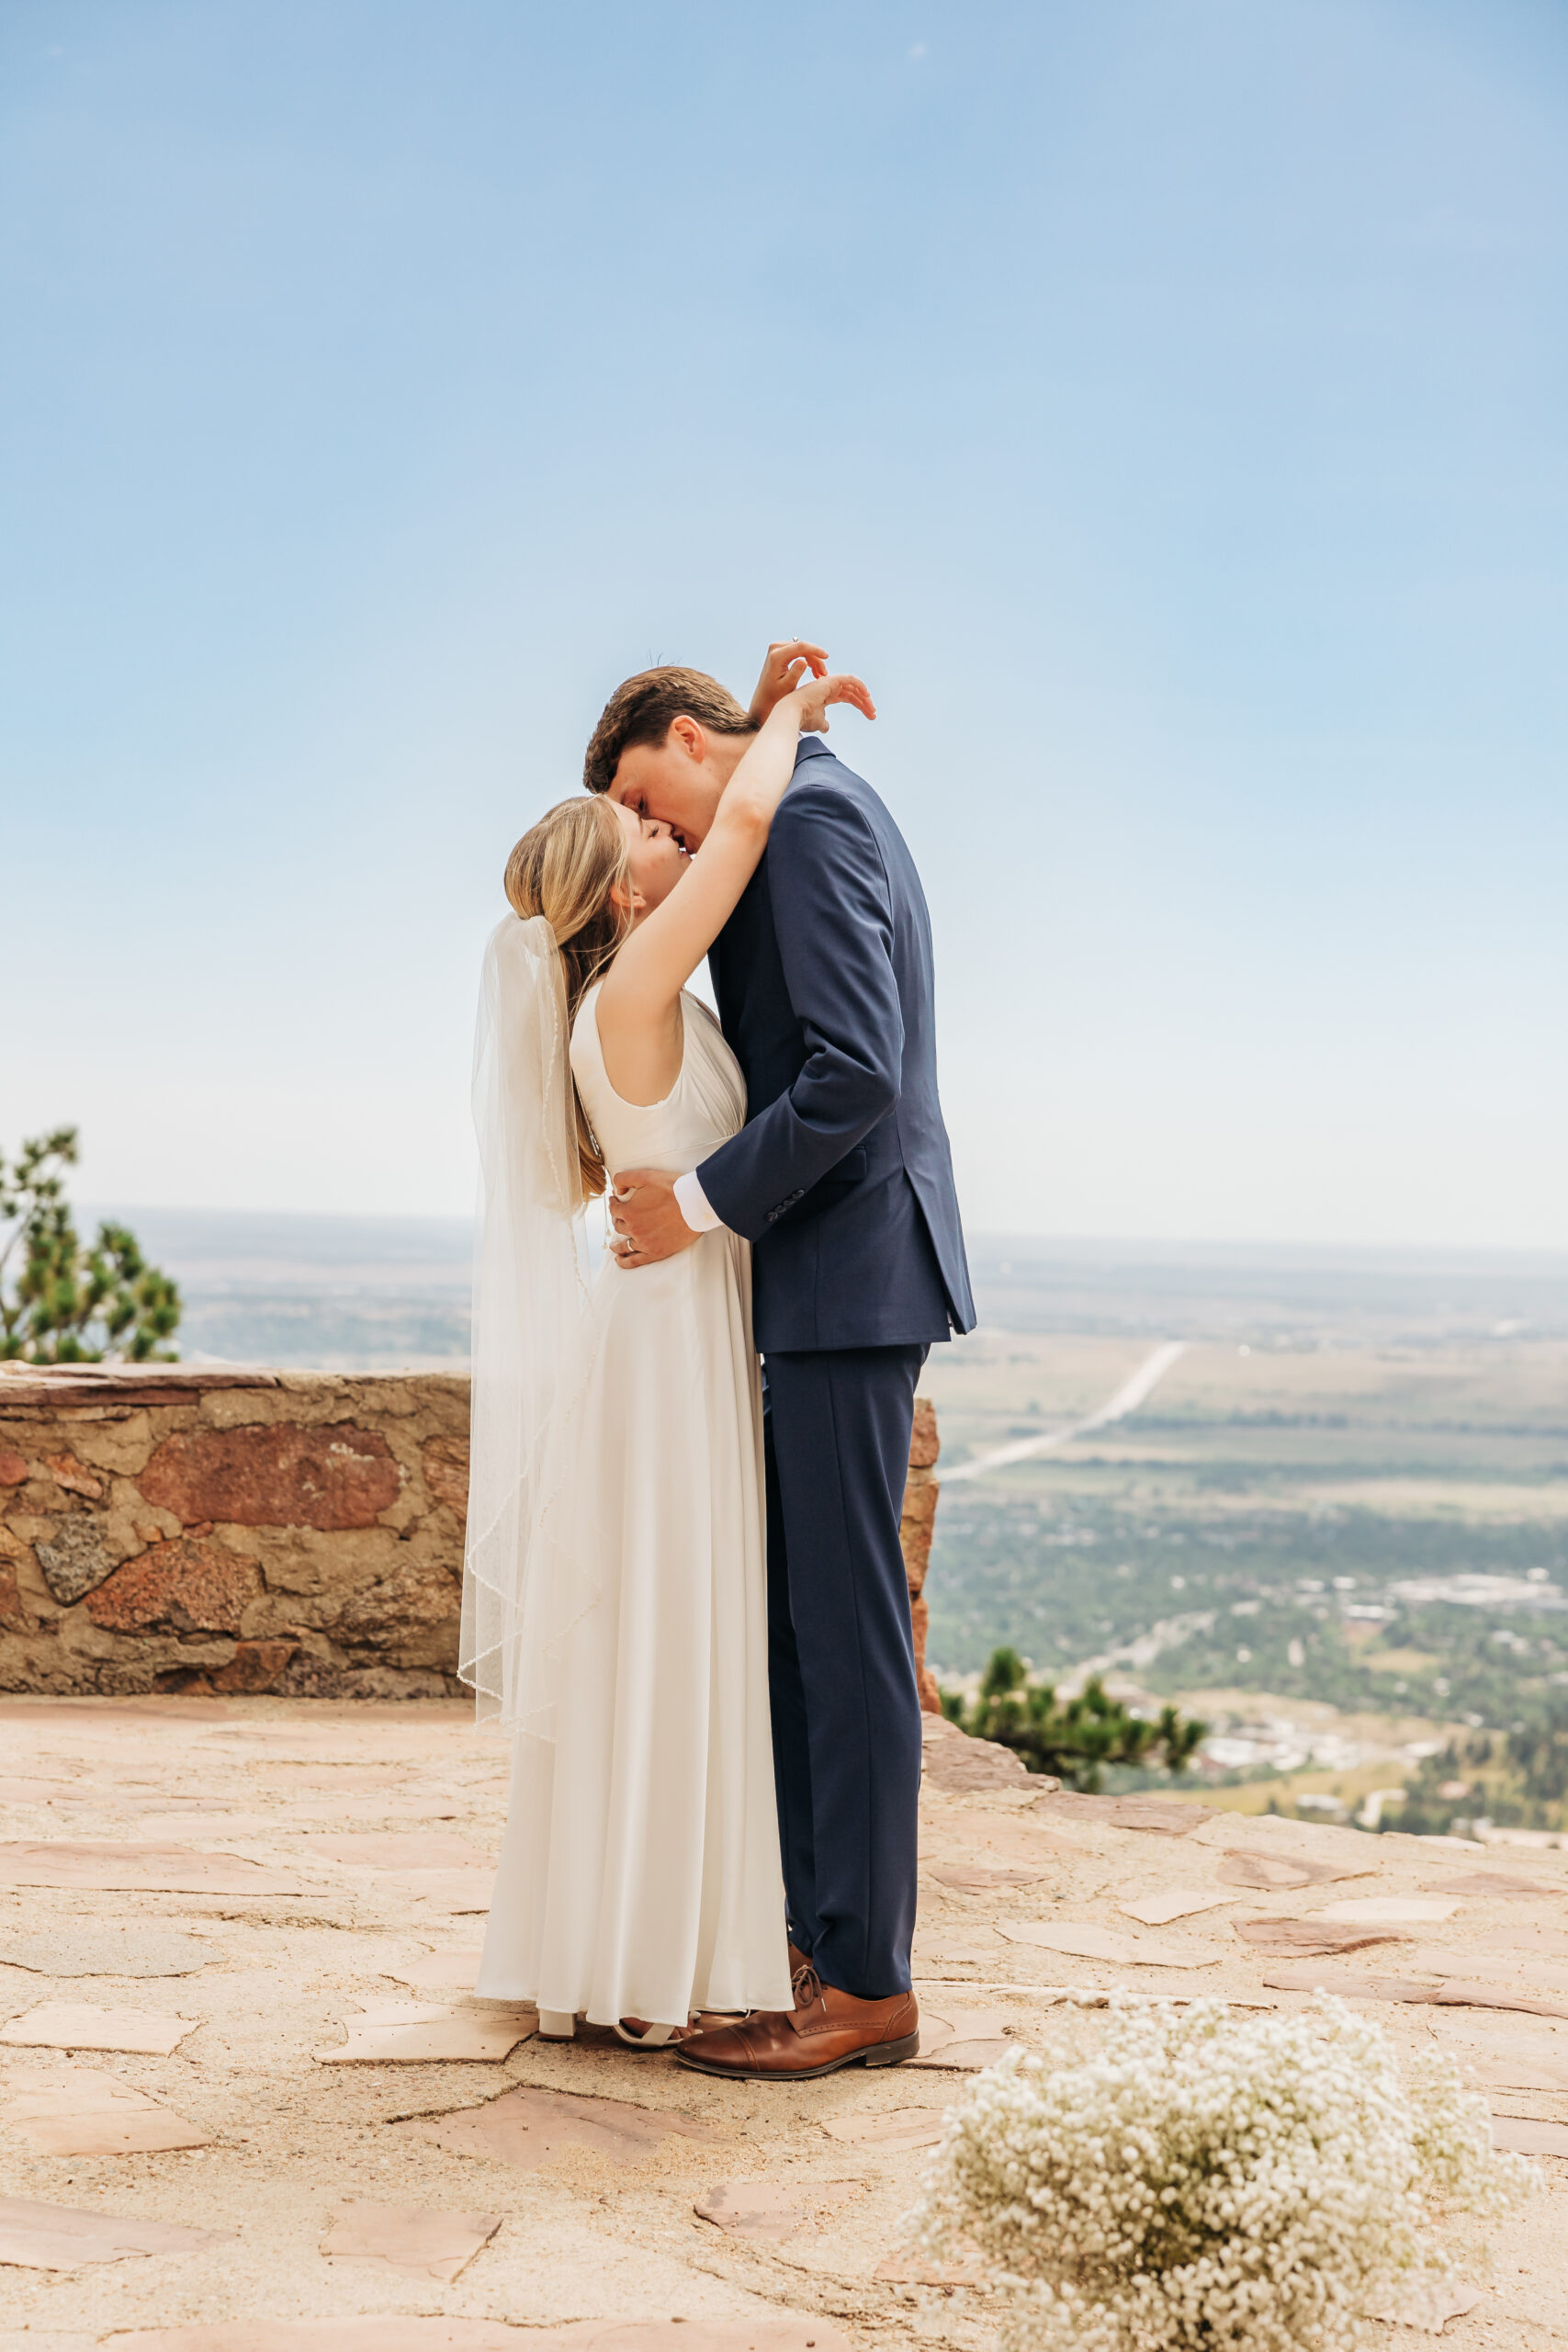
0, 1698, 1565, 2352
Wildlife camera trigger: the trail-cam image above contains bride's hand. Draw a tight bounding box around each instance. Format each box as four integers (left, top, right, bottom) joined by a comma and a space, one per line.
748, 638, 829, 723
786, 671, 876, 734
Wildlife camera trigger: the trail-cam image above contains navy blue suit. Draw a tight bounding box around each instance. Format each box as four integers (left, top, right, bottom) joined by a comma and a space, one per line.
697, 736, 975, 2000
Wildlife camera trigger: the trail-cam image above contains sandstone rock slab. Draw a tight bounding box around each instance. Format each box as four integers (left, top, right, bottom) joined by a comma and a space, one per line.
1000, 1919, 1219, 1968
1320, 1898, 1460, 1925
0, 1841, 301, 1895
298, 1834, 491, 1870
1258, 1967, 1568, 2017
112, 2325, 852, 2351
396, 2082, 717, 2169
283, 1809, 453, 1834
821, 2107, 950, 2153
1262, 1966, 1439, 2003
383, 1951, 483, 1995
114, 2331, 525, 2352
0, 1773, 93, 1804
1218, 1850, 1371, 1891
919, 1716, 1032, 1793
317, 2002, 535, 2063
0, 2003, 197, 2054
1433, 1981, 1568, 2021
136, 1814, 282, 1839
5, 2066, 211, 2154
1430, 2022, 1568, 2092
1369, 2282, 1483, 2332
1119, 1889, 1237, 1926
0, 1928, 212, 1976
1404, 1946, 1505, 1979
934, 1809, 1083, 1861
1477, 1927, 1568, 1958
383, 1870, 495, 1913
694, 2179, 858, 2244
908, 1396, 940, 1470
321, 2197, 501, 2282
1490, 2115, 1568, 2157
874, 2253, 983, 2285
908, 2007, 1017, 2068
1235, 1918, 1409, 1957
928, 1862, 1043, 1893
0, 2194, 227, 2269
1427, 1872, 1564, 1899
376, 1871, 493, 1909
1034, 1792, 1214, 1836
999, 1920, 1137, 1963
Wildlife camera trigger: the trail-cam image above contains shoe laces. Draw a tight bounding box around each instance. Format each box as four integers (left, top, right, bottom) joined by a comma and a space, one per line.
791, 1960, 822, 2008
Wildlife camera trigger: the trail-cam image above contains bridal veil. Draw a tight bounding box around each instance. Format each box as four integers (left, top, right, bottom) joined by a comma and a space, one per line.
460, 912, 593, 1732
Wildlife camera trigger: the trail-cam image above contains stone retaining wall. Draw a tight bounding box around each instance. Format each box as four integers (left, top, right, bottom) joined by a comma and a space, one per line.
0, 1367, 944, 1707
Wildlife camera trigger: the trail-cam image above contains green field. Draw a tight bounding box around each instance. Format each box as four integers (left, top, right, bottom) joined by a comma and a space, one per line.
919, 1244, 1568, 1830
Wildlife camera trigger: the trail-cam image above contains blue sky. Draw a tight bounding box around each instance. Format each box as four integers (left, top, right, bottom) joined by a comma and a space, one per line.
5, 0, 1565, 1245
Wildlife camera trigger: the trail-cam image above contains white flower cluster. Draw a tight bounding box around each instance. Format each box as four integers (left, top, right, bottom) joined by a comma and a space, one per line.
912, 1995, 1537, 2352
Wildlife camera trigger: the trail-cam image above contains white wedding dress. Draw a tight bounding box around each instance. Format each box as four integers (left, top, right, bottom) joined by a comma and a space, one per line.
476, 981, 792, 2026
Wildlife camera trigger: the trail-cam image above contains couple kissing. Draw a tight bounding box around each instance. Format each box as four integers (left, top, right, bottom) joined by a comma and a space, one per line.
461, 639, 974, 2078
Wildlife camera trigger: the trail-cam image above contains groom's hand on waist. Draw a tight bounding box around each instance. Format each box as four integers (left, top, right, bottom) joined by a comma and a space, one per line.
608, 1170, 704, 1269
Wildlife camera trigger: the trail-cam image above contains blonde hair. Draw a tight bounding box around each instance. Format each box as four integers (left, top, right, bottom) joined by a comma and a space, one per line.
503, 796, 631, 1198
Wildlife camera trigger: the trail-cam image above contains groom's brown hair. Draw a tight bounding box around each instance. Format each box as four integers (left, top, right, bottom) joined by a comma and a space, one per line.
582, 666, 756, 797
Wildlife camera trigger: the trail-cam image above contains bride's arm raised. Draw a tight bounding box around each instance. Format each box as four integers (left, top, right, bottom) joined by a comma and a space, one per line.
595, 673, 874, 1065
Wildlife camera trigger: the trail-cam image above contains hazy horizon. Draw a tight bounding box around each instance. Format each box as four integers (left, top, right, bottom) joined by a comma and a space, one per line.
75, 1201, 1568, 1273
53, 1202, 1568, 1371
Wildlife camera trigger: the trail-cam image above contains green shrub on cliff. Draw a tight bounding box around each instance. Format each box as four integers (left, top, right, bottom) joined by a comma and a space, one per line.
942, 1645, 1207, 1791
0, 1127, 181, 1363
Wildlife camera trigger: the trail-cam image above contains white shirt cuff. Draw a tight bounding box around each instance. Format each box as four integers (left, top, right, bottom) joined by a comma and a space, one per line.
673, 1170, 724, 1235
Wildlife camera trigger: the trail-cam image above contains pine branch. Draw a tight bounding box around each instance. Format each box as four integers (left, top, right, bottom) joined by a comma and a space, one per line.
0, 1128, 180, 1365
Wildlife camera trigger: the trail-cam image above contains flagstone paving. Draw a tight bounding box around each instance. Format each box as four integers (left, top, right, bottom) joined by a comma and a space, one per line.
0, 1696, 1564, 2350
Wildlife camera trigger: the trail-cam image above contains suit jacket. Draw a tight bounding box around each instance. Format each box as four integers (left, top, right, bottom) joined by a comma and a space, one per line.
697, 736, 976, 1354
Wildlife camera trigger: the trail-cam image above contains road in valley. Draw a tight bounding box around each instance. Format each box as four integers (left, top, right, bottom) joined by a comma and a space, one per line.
942, 1340, 1190, 1486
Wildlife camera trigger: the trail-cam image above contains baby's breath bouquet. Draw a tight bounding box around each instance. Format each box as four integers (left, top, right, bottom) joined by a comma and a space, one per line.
913, 1995, 1536, 2352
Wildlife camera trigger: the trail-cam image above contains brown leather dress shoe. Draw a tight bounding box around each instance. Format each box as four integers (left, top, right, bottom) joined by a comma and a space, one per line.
677, 1962, 919, 2081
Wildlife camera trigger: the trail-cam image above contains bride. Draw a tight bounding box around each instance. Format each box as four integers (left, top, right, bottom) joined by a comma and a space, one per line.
463, 660, 874, 2044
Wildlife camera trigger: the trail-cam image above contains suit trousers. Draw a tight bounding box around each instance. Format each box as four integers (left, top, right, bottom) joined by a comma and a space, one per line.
762, 1342, 929, 2001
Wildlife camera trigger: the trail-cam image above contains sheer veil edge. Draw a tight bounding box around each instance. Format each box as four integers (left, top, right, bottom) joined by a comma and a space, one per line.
459, 912, 592, 1732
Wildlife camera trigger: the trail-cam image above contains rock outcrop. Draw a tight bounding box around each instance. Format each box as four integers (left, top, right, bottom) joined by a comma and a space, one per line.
902, 1396, 943, 1713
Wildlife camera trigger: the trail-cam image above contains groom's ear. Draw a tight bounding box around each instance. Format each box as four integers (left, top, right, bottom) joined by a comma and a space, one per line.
667, 715, 706, 763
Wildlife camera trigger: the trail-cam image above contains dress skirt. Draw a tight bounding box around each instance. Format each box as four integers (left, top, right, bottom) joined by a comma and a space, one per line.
476, 1227, 792, 2027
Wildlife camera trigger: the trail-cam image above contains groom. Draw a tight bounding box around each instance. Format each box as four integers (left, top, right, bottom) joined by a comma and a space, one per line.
584, 643, 975, 2078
